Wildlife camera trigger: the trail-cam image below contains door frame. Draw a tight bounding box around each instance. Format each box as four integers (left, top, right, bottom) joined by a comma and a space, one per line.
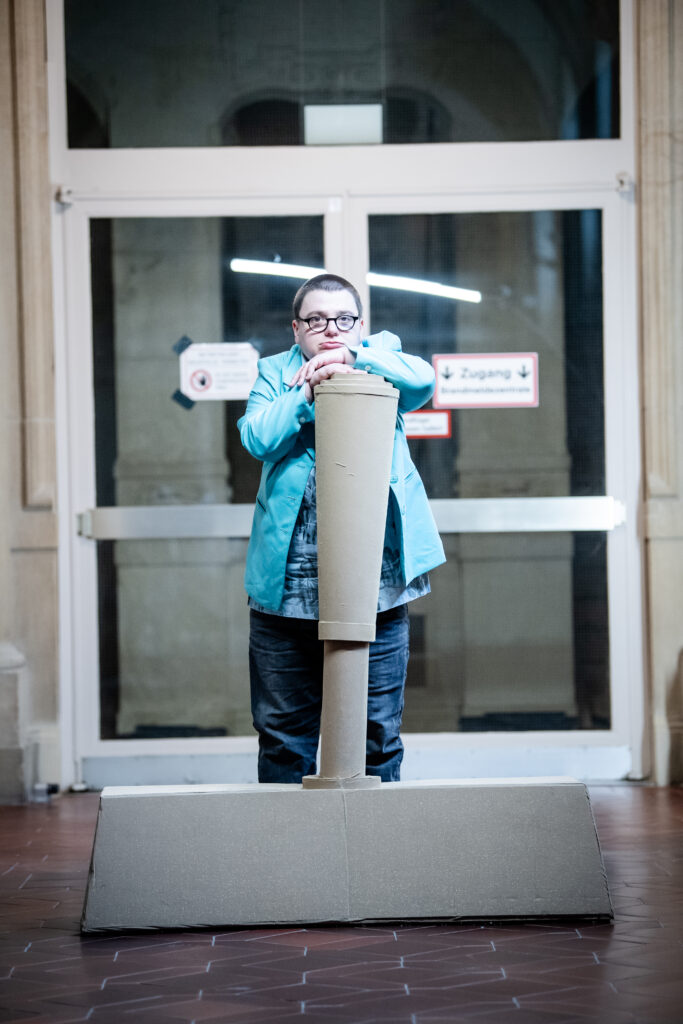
53, 187, 644, 787
47, 0, 643, 787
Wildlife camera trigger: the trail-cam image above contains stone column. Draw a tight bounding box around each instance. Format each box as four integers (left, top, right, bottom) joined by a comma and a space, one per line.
638, 0, 683, 783
0, 0, 59, 802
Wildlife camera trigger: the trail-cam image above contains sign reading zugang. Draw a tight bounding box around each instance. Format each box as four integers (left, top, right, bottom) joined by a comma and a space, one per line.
432, 353, 539, 409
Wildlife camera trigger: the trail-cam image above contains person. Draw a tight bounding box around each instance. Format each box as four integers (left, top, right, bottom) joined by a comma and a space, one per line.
238, 273, 444, 783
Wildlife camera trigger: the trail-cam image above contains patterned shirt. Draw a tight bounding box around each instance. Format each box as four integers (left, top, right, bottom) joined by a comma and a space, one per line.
249, 465, 430, 619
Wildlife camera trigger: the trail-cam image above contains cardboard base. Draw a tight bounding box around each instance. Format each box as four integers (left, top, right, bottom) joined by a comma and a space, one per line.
81, 778, 612, 931
302, 773, 382, 789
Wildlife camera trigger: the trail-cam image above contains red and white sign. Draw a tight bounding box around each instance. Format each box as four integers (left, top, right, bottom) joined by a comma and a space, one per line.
404, 410, 451, 438
179, 342, 259, 401
433, 353, 539, 409
189, 369, 212, 392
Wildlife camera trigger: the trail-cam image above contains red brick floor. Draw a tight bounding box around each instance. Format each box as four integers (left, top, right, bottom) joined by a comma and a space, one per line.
0, 785, 681, 1024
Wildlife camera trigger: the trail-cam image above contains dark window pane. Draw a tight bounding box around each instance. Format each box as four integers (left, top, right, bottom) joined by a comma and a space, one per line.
369, 210, 605, 499
371, 209, 609, 733
98, 539, 251, 739
91, 215, 323, 740
405, 531, 610, 733
66, 0, 619, 148
90, 215, 324, 508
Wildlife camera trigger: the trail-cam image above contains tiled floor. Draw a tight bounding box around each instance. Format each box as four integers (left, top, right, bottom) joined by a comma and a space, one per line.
0, 785, 681, 1023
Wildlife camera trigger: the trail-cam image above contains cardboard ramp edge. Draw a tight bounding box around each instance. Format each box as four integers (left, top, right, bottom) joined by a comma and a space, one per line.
81, 777, 612, 932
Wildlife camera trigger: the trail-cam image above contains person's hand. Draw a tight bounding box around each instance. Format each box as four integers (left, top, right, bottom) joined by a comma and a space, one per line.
306, 362, 364, 400
288, 345, 355, 388
288, 346, 362, 402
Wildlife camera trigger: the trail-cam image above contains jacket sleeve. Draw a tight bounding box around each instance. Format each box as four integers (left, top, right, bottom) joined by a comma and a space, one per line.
348, 331, 435, 413
238, 360, 315, 463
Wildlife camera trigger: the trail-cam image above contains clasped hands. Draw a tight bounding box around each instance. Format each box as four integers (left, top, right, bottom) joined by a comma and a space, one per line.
287, 346, 364, 403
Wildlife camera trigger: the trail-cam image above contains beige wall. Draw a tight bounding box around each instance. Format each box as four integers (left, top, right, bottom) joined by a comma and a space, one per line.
639, 0, 683, 784
0, 0, 59, 802
0, 0, 681, 799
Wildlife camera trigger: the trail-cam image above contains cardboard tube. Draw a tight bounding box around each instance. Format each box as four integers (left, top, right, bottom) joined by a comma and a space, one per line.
304, 640, 379, 788
318, 640, 369, 780
303, 373, 397, 790
314, 373, 399, 643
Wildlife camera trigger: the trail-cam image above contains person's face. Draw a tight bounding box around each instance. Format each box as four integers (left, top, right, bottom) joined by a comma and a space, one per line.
292, 288, 364, 360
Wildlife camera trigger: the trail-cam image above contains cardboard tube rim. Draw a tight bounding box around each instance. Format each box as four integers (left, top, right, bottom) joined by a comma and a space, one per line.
314, 373, 399, 399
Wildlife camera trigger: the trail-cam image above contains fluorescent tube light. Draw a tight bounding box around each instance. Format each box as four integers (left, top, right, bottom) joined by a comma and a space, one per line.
230, 258, 322, 280
367, 271, 481, 304
230, 259, 482, 303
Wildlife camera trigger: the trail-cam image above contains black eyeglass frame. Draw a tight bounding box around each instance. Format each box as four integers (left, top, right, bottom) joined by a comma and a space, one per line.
297, 315, 360, 333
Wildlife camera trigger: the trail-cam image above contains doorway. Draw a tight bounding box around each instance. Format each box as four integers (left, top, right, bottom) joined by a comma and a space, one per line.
56, 185, 643, 785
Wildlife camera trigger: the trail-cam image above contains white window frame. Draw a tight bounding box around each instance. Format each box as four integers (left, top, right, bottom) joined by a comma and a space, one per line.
47, 0, 644, 787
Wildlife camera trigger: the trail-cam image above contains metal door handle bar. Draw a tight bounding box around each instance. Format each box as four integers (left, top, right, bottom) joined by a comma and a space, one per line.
430, 497, 625, 533
78, 497, 625, 540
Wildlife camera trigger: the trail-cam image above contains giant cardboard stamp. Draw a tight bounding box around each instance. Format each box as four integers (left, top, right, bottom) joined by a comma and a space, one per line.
82, 778, 611, 930
82, 374, 612, 930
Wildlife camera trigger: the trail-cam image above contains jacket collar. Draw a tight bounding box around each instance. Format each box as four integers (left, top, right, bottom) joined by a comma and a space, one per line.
279, 344, 304, 385
285, 345, 314, 459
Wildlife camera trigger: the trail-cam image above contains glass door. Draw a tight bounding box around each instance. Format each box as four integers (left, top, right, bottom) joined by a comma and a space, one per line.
351, 191, 642, 779
370, 206, 609, 730
50, 0, 641, 787
64, 200, 337, 783
63, 189, 642, 785
91, 213, 324, 743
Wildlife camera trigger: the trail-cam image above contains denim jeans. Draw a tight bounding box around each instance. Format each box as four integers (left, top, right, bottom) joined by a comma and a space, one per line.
249, 604, 409, 784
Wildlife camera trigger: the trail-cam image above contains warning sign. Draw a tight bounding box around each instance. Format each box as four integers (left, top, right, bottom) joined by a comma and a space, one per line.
433, 353, 539, 409
189, 369, 212, 392
179, 343, 259, 401
404, 410, 451, 438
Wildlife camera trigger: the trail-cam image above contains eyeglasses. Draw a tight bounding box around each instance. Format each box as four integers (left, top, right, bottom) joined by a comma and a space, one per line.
297, 315, 359, 333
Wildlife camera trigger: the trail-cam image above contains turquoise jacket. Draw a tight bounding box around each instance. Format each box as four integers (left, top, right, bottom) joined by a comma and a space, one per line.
238, 330, 445, 612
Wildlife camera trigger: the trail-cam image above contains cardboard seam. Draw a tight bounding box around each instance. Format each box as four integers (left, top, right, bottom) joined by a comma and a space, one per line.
341, 790, 351, 920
